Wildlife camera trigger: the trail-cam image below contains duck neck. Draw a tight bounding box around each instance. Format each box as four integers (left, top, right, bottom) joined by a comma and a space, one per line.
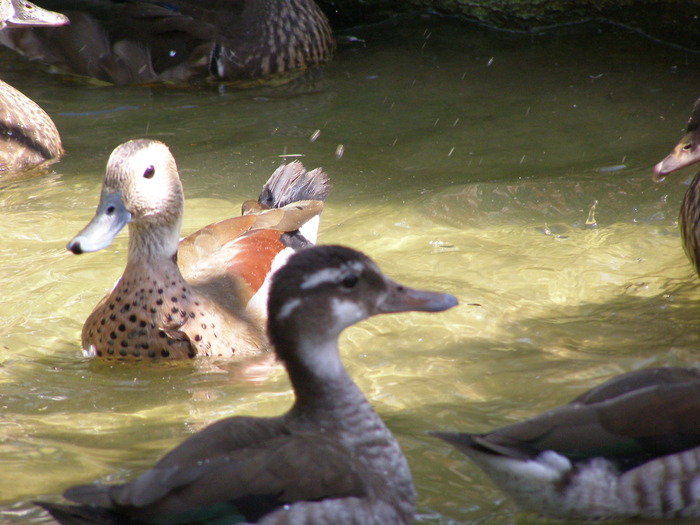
284, 337, 368, 419
126, 221, 180, 267
280, 333, 416, 518
681, 170, 700, 275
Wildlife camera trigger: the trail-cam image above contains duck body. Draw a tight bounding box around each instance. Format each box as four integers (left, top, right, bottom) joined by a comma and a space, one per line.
0, 0, 335, 85
0, 78, 63, 172
68, 139, 329, 360
653, 98, 700, 276
38, 245, 458, 524
0, 0, 67, 173
434, 367, 700, 520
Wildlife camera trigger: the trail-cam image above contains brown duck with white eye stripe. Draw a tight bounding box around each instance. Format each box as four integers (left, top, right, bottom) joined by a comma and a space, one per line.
38, 245, 458, 524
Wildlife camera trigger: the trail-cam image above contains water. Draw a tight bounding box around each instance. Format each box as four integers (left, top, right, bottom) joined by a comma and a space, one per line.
1, 13, 700, 524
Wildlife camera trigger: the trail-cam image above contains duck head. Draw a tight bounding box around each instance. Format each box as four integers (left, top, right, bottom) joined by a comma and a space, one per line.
267, 245, 458, 367
67, 139, 184, 259
653, 99, 700, 182
0, 0, 68, 29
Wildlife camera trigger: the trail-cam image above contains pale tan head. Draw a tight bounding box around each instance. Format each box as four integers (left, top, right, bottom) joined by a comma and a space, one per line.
104, 139, 184, 225
68, 139, 185, 257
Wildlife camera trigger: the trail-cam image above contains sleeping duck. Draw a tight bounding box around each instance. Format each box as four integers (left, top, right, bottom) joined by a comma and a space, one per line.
0, 0, 335, 85
0, 0, 67, 173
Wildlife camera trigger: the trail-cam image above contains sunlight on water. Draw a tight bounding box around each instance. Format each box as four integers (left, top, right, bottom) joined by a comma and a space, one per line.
1, 13, 700, 524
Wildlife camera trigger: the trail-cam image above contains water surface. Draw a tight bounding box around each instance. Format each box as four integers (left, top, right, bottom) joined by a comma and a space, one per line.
1, 14, 700, 524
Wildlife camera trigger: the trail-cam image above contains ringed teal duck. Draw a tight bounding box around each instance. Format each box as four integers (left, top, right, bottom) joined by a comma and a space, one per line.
0, 0, 67, 172
653, 98, 700, 277
38, 244, 458, 524
67, 139, 329, 360
433, 367, 700, 520
0, 0, 335, 85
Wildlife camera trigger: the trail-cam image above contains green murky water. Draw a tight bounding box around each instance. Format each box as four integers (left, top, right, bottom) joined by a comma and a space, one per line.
2, 14, 700, 524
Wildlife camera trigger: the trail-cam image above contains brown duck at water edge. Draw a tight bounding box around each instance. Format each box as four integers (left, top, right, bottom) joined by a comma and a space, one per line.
653, 98, 700, 276
0, 0, 67, 173
37, 245, 458, 524
0, 0, 335, 85
67, 139, 329, 360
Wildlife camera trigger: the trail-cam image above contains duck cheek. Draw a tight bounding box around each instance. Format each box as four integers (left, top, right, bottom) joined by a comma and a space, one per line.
330, 298, 367, 328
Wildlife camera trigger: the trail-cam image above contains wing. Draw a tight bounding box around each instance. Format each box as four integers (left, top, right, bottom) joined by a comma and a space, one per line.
445, 367, 700, 470
64, 417, 366, 523
178, 200, 324, 295
178, 160, 328, 295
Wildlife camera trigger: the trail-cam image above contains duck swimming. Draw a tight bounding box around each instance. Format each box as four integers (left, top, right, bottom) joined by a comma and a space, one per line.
0, 0, 335, 85
67, 139, 329, 360
653, 98, 700, 276
0, 78, 63, 172
434, 367, 700, 520
0, 0, 67, 173
38, 244, 458, 524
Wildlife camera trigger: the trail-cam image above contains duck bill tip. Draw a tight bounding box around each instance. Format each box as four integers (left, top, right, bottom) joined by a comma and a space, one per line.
652, 160, 669, 182
66, 192, 131, 255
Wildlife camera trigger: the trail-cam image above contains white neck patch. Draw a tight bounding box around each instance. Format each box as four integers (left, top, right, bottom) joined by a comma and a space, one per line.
298, 338, 344, 378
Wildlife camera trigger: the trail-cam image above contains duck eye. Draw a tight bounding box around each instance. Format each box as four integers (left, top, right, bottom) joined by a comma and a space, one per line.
341, 273, 359, 289
143, 165, 155, 179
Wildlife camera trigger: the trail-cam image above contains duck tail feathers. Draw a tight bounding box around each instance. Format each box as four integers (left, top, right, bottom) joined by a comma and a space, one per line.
258, 161, 330, 209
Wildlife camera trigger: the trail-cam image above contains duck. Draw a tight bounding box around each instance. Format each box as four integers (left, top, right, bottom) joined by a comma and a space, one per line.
0, 78, 63, 172
37, 244, 458, 524
0, 0, 68, 29
0, 0, 335, 85
653, 98, 700, 276
0, 0, 67, 173
67, 138, 330, 360
433, 366, 700, 520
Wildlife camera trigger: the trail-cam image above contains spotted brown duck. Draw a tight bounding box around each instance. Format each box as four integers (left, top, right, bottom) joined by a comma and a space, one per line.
434, 367, 700, 520
67, 139, 329, 360
38, 244, 458, 524
0, 0, 335, 85
653, 98, 700, 276
0, 0, 67, 172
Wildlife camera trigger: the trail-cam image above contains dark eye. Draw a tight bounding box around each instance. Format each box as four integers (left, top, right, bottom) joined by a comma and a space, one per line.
143, 165, 155, 179
341, 273, 359, 289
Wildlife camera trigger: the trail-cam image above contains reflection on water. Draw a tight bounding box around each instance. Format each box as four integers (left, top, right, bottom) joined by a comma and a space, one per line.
1, 14, 700, 524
